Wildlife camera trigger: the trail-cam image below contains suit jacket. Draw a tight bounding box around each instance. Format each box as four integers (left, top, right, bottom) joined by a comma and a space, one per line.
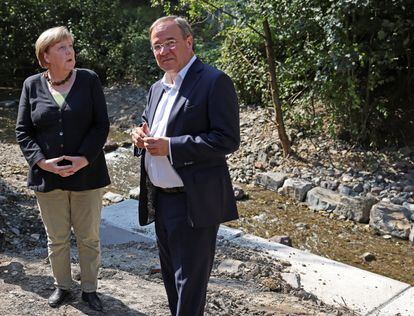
136, 58, 240, 227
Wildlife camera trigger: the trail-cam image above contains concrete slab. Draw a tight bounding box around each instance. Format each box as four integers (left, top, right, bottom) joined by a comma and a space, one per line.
217, 226, 244, 240
367, 287, 414, 316
101, 199, 156, 240
102, 200, 245, 242
230, 233, 411, 315
100, 220, 153, 246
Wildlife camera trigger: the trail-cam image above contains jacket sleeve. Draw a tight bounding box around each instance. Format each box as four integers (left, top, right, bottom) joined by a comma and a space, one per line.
170, 72, 240, 167
77, 72, 110, 163
133, 86, 152, 157
15, 79, 46, 168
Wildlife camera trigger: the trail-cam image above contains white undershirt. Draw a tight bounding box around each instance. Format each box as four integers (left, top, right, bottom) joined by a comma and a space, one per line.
145, 55, 197, 188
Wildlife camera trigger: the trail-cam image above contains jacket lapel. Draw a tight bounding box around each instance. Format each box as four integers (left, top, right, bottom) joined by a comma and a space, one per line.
148, 81, 164, 129
166, 59, 204, 135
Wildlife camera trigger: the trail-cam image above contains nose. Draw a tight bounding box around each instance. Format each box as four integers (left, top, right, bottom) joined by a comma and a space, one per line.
159, 46, 170, 54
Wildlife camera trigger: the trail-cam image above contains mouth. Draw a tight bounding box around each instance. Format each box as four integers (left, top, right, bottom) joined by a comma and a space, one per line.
161, 57, 174, 63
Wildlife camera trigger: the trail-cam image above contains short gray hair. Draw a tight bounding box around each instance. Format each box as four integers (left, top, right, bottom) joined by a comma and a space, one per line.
149, 15, 193, 39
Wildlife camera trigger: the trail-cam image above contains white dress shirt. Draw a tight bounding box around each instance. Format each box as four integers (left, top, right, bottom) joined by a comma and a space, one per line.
145, 55, 197, 188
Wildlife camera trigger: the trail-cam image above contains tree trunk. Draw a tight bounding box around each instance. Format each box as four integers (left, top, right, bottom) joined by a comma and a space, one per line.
262, 19, 291, 157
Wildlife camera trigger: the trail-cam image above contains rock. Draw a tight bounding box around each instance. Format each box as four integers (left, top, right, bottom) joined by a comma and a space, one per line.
128, 187, 140, 200
268, 235, 292, 247
0, 100, 18, 108
217, 259, 245, 275
341, 174, 353, 182
360, 252, 376, 263
306, 187, 339, 212
233, 186, 246, 200
338, 184, 352, 196
254, 161, 266, 170
0, 229, 5, 252
10, 227, 20, 235
334, 195, 378, 223
370, 201, 413, 239
30, 233, 40, 241
404, 185, 414, 193
0, 195, 7, 204
281, 272, 301, 289
103, 192, 124, 203
320, 180, 339, 191
103, 140, 119, 153
255, 172, 287, 192
295, 223, 309, 230
353, 183, 364, 193
280, 178, 313, 202
409, 224, 414, 245
402, 202, 414, 212
149, 264, 161, 274
306, 187, 377, 223
390, 196, 404, 205
371, 186, 383, 195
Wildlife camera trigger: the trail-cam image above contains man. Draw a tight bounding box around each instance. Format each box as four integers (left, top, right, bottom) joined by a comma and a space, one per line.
131, 16, 240, 315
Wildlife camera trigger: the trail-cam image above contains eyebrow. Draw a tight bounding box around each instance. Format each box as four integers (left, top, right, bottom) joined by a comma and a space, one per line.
152, 36, 176, 44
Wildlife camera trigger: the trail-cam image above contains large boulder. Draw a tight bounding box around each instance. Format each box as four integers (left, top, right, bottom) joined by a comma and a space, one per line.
334, 195, 378, 223
255, 172, 287, 192
280, 178, 313, 202
306, 187, 377, 223
369, 201, 414, 239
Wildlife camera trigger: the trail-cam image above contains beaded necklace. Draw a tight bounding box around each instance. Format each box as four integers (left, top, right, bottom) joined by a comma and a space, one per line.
44, 70, 73, 86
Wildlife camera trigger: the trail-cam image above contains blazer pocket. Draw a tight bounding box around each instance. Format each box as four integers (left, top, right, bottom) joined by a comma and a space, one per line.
183, 103, 198, 111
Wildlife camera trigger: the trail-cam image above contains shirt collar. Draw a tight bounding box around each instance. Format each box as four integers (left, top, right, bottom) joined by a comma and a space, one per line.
161, 55, 197, 91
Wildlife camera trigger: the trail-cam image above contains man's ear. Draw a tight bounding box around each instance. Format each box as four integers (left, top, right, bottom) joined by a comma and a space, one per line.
186, 36, 193, 49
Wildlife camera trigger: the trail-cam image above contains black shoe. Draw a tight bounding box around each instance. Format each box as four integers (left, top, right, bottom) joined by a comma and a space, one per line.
82, 291, 103, 311
48, 288, 71, 308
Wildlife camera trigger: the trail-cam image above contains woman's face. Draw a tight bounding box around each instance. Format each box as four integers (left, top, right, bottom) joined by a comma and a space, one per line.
44, 38, 75, 72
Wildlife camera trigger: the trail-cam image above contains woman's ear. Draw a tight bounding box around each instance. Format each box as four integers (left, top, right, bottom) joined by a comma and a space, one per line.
43, 52, 50, 64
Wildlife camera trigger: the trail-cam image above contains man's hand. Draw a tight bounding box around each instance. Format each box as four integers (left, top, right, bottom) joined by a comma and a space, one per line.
144, 137, 169, 156
131, 122, 150, 149
37, 157, 72, 175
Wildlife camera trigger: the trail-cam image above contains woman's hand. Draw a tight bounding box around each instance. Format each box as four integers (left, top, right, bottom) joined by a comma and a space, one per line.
37, 156, 72, 175
62, 155, 89, 176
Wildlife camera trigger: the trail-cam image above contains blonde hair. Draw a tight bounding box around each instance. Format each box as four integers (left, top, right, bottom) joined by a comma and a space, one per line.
35, 26, 74, 68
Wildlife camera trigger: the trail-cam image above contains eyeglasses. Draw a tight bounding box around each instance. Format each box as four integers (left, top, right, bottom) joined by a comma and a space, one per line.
151, 39, 177, 53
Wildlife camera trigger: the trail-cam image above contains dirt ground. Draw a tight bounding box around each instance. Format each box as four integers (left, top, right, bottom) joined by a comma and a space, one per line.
0, 239, 351, 316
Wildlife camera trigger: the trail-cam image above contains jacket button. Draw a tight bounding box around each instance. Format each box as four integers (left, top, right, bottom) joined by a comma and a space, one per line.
59, 132, 63, 136
60, 144, 64, 148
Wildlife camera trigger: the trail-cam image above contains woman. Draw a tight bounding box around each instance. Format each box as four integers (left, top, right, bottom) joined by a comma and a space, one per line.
15, 26, 110, 311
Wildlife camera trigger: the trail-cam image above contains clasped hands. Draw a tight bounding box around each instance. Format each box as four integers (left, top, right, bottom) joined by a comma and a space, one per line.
37, 155, 89, 177
131, 122, 169, 156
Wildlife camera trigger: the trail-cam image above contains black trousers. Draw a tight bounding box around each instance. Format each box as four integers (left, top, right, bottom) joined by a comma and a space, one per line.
155, 191, 219, 316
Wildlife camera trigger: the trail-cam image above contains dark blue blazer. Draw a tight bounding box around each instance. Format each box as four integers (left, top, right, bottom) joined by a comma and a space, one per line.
137, 58, 240, 227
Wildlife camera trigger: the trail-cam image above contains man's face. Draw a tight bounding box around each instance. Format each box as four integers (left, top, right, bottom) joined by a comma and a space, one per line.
150, 20, 193, 75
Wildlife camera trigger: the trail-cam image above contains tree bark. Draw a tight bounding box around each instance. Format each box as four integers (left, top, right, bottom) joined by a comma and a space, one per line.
263, 19, 291, 157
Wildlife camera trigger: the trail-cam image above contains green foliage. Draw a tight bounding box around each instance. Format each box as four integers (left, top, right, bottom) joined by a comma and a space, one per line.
152, 0, 414, 147
0, 0, 162, 87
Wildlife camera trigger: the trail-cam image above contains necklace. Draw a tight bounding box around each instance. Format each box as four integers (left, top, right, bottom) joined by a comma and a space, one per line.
44, 70, 73, 86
